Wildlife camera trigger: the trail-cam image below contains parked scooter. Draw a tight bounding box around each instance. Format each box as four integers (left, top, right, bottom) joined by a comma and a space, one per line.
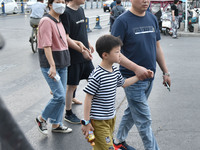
161, 9, 173, 35
187, 8, 199, 32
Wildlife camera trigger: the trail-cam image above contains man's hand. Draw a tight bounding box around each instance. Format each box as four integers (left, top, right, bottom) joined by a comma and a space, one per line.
135, 66, 154, 80
81, 123, 94, 138
163, 75, 171, 87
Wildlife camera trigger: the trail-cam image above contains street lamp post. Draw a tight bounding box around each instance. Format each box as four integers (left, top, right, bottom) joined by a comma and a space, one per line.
185, 0, 188, 32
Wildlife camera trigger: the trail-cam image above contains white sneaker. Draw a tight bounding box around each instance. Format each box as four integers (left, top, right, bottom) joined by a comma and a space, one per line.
172, 35, 177, 38
35, 117, 48, 135
52, 125, 72, 133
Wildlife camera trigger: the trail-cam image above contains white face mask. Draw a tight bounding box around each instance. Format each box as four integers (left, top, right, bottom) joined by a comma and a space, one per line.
52, 2, 66, 14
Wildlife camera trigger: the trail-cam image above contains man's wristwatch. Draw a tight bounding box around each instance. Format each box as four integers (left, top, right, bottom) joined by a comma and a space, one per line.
81, 119, 91, 126
163, 72, 170, 77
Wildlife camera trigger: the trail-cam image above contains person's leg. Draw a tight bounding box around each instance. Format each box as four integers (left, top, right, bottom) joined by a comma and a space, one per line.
29, 18, 40, 42
50, 67, 67, 127
64, 64, 81, 124
72, 61, 94, 105
127, 81, 159, 150
171, 19, 176, 38
72, 89, 82, 104
65, 84, 77, 109
116, 106, 135, 142
36, 67, 72, 134
91, 118, 115, 150
110, 16, 115, 32
116, 81, 159, 150
65, 84, 81, 124
40, 68, 66, 126
49, 68, 72, 133
30, 18, 40, 27
110, 116, 116, 142
116, 79, 143, 143
174, 16, 179, 37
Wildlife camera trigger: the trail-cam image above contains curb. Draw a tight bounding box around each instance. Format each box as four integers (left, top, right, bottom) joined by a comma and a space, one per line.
178, 31, 200, 37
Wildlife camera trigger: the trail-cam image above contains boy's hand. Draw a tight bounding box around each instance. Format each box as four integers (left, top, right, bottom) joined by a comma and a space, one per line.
135, 66, 151, 80
81, 123, 94, 138
135, 67, 154, 80
147, 69, 154, 78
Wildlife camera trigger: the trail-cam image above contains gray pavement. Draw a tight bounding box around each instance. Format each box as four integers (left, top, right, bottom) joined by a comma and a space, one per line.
0, 14, 200, 150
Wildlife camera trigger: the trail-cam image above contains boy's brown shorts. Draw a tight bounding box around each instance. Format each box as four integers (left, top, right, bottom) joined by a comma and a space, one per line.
91, 116, 116, 150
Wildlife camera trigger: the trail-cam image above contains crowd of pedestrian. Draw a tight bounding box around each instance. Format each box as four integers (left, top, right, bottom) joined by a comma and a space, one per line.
33, 0, 171, 149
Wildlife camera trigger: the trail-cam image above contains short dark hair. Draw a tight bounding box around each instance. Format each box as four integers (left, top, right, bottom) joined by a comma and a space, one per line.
96, 35, 123, 58
174, 0, 179, 4
116, 0, 121, 4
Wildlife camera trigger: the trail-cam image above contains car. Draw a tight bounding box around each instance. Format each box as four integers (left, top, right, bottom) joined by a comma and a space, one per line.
0, 0, 18, 14
103, 0, 113, 12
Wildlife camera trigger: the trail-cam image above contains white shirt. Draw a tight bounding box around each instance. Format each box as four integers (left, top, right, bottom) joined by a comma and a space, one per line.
30, 2, 47, 18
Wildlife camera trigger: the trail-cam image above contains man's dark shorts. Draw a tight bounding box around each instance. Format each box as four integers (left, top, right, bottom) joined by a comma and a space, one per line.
67, 61, 94, 85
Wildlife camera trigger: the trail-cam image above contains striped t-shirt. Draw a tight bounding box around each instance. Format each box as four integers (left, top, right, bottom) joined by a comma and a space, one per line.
83, 65, 125, 120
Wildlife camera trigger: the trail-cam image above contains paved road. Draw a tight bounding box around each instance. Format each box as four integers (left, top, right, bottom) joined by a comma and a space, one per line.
0, 13, 200, 150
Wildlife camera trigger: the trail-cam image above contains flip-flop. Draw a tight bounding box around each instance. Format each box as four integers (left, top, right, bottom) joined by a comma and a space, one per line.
72, 98, 82, 105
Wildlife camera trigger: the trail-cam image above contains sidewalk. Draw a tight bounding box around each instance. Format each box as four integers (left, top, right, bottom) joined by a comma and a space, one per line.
178, 30, 200, 37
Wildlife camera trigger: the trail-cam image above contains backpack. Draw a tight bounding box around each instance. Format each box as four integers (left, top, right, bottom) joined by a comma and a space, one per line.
113, 6, 124, 18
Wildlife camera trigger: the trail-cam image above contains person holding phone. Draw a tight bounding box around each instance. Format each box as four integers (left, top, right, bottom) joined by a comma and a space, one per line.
111, 0, 171, 149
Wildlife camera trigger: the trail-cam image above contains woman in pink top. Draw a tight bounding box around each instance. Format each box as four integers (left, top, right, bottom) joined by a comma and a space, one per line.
35, 0, 91, 135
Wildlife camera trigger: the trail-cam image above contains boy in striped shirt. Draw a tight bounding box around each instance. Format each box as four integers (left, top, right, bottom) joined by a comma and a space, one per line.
81, 35, 153, 150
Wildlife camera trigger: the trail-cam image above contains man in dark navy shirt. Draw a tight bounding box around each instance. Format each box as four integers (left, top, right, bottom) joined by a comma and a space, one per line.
111, 0, 171, 149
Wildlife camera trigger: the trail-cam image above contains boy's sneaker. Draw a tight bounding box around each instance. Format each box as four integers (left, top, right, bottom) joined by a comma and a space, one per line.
35, 117, 48, 135
113, 141, 136, 150
52, 125, 72, 133
64, 112, 81, 124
